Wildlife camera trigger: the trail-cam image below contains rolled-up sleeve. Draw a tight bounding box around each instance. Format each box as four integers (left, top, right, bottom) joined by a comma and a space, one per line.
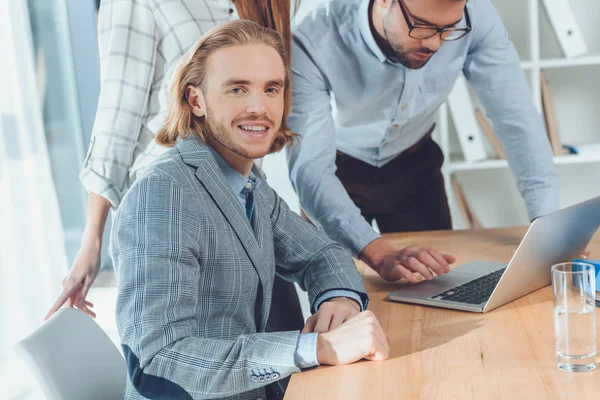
80, 0, 157, 208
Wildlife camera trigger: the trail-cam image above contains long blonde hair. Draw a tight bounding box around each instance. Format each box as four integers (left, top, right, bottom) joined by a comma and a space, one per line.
155, 20, 297, 153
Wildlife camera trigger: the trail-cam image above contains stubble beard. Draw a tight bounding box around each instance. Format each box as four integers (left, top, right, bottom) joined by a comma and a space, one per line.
203, 106, 277, 160
383, 19, 434, 70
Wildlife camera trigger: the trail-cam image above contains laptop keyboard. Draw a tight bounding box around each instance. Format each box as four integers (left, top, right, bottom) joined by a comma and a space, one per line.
430, 267, 507, 305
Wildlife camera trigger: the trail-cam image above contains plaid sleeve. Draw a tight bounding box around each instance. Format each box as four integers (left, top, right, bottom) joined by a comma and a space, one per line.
80, 0, 157, 208
258, 183, 369, 312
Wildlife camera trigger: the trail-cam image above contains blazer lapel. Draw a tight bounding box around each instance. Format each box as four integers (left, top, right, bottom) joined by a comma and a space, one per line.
250, 189, 275, 331
177, 137, 270, 303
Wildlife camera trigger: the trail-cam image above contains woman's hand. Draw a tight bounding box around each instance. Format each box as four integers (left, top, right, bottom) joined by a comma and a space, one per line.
45, 193, 112, 320
45, 236, 101, 319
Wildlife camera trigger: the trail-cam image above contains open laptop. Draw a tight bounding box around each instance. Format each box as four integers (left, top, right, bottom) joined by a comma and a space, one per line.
388, 195, 600, 313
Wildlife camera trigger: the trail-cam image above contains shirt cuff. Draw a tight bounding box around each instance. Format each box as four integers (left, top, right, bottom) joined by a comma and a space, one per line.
294, 333, 319, 369
79, 166, 124, 210
313, 289, 366, 312
522, 185, 560, 221
341, 214, 382, 258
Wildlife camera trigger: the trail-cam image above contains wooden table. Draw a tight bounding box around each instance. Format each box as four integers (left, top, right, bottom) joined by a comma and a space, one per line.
285, 227, 600, 400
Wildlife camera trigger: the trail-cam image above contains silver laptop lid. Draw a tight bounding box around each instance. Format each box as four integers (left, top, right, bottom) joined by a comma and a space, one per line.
484, 195, 600, 312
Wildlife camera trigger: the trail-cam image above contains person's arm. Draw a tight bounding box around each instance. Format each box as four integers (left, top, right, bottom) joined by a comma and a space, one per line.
46, 0, 157, 319
287, 32, 381, 259
286, 33, 455, 282
464, 0, 559, 220
257, 179, 390, 369
80, 0, 157, 209
256, 180, 369, 311
45, 193, 110, 319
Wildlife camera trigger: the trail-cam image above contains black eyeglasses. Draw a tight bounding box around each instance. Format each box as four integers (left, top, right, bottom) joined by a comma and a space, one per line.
397, 0, 471, 41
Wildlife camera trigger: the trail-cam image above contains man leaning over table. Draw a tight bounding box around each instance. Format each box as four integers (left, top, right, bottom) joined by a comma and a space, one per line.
110, 20, 389, 400
287, 0, 559, 283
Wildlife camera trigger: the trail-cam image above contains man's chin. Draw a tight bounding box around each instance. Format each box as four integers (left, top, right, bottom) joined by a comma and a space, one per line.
241, 151, 268, 160
236, 143, 273, 160
407, 58, 431, 69
239, 137, 277, 159
396, 52, 433, 70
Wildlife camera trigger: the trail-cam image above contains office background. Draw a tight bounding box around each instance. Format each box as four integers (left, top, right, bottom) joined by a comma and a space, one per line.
1, 0, 599, 398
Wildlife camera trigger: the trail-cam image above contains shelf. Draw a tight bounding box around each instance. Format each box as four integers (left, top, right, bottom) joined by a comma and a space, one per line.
442, 0, 600, 230
539, 54, 600, 69
520, 60, 535, 70
449, 153, 600, 173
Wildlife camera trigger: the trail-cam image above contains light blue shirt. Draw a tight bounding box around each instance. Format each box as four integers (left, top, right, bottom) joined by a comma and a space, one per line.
287, 0, 559, 257
208, 148, 364, 369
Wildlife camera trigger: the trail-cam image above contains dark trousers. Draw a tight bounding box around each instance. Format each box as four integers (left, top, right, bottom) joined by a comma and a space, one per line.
335, 137, 452, 233
264, 276, 305, 400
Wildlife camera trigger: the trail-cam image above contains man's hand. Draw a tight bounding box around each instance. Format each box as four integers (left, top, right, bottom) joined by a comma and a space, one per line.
316, 311, 389, 365
360, 238, 456, 283
302, 297, 361, 333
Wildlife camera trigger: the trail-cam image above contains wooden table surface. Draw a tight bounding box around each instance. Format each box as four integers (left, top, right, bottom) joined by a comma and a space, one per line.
285, 227, 600, 400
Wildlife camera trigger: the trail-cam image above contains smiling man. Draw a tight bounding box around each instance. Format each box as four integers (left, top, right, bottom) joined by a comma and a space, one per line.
288, 0, 558, 283
110, 20, 389, 400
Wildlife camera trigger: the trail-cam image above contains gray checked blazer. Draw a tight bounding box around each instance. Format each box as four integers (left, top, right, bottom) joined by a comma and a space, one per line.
110, 135, 368, 400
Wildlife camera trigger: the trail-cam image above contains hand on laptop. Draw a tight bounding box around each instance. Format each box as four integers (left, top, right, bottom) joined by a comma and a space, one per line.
316, 311, 389, 365
302, 297, 361, 333
360, 238, 455, 283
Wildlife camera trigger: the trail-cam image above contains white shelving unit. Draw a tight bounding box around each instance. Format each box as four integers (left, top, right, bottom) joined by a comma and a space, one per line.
439, 0, 600, 229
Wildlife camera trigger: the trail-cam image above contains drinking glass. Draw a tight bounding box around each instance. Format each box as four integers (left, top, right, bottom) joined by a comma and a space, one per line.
552, 262, 597, 372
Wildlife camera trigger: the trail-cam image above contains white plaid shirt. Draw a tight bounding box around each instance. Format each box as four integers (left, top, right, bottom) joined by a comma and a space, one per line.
80, 0, 237, 208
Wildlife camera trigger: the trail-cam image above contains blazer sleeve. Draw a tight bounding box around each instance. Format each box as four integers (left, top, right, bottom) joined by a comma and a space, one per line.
110, 172, 301, 399
257, 182, 369, 313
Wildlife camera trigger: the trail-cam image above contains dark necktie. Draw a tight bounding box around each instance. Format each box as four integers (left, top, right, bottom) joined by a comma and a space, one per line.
245, 190, 254, 221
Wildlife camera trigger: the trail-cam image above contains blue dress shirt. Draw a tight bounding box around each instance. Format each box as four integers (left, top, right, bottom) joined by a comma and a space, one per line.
208, 148, 364, 369
287, 0, 559, 257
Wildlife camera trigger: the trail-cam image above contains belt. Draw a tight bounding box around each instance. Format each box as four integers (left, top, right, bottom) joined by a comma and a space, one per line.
336, 123, 436, 162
